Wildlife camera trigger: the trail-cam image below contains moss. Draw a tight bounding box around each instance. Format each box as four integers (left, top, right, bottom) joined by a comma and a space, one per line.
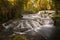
8, 34, 29, 40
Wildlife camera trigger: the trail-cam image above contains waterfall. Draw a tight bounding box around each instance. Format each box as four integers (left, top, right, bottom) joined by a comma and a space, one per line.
2, 10, 56, 40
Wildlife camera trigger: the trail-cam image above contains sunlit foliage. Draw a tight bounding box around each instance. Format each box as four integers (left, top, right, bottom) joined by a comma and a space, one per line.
24, 0, 54, 13
0, 0, 55, 23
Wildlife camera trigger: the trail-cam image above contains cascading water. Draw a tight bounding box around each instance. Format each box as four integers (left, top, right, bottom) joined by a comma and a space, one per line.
2, 11, 56, 40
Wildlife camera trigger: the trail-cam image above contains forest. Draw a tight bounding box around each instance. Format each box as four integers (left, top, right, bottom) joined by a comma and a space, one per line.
0, 0, 60, 40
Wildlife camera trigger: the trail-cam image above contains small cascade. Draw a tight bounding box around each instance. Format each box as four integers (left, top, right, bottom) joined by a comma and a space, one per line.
2, 11, 56, 40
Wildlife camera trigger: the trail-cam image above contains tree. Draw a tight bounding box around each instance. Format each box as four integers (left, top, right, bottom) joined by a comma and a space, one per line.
0, 0, 25, 23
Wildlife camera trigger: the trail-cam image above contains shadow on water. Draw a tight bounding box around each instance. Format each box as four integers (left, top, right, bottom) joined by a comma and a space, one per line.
52, 17, 60, 40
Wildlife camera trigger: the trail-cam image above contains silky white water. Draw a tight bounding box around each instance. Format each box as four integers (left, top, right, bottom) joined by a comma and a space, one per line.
3, 10, 55, 40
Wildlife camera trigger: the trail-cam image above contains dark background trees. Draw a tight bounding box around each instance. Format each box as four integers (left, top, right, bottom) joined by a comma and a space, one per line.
0, 0, 25, 24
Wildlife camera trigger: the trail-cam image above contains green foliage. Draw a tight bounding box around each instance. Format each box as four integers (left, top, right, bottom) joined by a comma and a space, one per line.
0, 0, 55, 23
24, 0, 41, 13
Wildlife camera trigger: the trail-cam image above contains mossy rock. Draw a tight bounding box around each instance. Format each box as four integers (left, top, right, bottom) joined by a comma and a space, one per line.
9, 34, 29, 40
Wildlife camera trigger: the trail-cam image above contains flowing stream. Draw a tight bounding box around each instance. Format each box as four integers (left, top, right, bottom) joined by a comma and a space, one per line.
2, 11, 56, 40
